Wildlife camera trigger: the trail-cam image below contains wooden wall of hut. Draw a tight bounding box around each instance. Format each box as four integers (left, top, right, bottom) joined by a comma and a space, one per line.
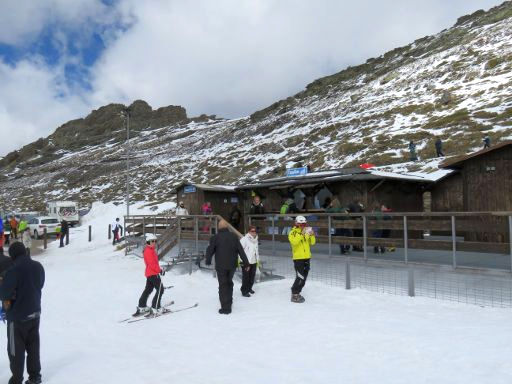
203, 191, 241, 222
461, 146, 512, 212
430, 173, 463, 212
176, 187, 205, 215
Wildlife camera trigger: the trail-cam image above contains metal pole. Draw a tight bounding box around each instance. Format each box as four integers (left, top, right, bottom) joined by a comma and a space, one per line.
328, 215, 332, 258
108, 224, 111, 240
177, 217, 182, 255
142, 217, 146, 238
408, 268, 415, 297
272, 216, 275, 256
88, 225, 92, 242
66, 228, 69, 245
153, 217, 156, 236
403, 216, 408, 263
509, 216, 512, 273
451, 216, 457, 269
44, 228, 47, 249
195, 217, 199, 255
363, 216, 367, 261
125, 109, 130, 218
345, 257, 351, 290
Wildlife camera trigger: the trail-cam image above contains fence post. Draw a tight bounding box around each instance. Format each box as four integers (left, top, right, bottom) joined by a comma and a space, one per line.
108, 224, 111, 239
345, 258, 351, 290
142, 217, 146, 238
88, 225, 92, 242
177, 217, 182, 255
66, 229, 69, 245
153, 217, 156, 236
328, 215, 332, 258
509, 216, 512, 273
189, 250, 193, 275
43, 228, 47, 249
272, 216, 275, 257
215, 216, 219, 234
363, 216, 367, 261
408, 268, 415, 297
403, 216, 408, 264
195, 217, 199, 255
451, 216, 457, 269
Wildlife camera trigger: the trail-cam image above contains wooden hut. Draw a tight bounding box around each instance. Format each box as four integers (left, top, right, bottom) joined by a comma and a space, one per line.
436, 141, 512, 242
174, 183, 242, 220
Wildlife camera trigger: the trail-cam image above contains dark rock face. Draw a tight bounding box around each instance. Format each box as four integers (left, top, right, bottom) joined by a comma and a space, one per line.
0, 101, 189, 168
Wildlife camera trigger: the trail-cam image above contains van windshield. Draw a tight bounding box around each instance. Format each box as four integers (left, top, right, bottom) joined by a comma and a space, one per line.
59, 207, 77, 215
42, 219, 59, 224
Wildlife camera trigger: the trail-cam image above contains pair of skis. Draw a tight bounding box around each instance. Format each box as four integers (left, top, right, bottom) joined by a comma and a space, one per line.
119, 301, 199, 323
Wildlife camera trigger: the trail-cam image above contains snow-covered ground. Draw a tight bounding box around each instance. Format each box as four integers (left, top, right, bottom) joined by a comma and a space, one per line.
1, 203, 512, 384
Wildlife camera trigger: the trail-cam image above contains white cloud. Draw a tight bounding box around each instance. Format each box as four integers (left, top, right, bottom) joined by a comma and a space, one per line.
0, 0, 505, 156
0, 0, 113, 45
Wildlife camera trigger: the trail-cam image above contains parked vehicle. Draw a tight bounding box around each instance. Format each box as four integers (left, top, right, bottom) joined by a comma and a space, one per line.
28, 216, 61, 239
47, 201, 79, 226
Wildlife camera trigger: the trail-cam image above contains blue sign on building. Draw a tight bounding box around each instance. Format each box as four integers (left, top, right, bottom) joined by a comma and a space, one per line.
184, 185, 197, 193
286, 167, 308, 177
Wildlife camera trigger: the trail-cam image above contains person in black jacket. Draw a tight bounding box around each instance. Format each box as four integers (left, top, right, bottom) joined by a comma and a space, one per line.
59, 219, 69, 248
0, 242, 45, 384
205, 220, 249, 314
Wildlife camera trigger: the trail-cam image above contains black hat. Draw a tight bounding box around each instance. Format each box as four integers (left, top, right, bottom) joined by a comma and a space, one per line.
9, 242, 26, 260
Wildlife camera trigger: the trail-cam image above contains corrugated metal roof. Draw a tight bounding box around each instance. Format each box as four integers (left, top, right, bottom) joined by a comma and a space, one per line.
440, 141, 512, 169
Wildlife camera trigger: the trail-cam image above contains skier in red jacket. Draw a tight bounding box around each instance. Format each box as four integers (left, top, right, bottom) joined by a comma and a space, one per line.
136, 234, 165, 315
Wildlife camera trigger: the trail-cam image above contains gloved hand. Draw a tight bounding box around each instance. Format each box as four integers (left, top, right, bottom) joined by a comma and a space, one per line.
303, 227, 314, 236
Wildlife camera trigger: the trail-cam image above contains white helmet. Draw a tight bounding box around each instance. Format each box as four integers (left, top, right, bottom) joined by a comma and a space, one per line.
145, 233, 157, 243
295, 215, 307, 224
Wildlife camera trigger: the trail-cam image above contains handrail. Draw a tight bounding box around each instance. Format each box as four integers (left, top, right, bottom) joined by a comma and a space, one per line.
247, 211, 512, 218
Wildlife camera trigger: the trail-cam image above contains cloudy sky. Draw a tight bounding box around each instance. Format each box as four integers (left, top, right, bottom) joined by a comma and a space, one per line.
0, 0, 504, 156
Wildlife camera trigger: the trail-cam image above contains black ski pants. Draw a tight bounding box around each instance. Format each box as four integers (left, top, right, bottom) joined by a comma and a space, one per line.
216, 268, 235, 310
138, 275, 164, 309
241, 263, 257, 294
7, 318, 41, 384
59, 231, 68, 247
291, 259, 310, 294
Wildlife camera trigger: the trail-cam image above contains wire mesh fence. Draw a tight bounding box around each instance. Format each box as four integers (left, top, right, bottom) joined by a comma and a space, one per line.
259, 251, 512, 308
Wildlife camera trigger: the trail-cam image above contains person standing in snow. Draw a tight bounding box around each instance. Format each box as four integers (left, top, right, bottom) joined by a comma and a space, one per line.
249, 195, 265, 215
483, 135, 491, 149
9, 216, 18, 240
408, 141, 418, 161
0, 242, 45, 384
288, 216, 316, 303
111, 218, 123, 245
435, 138, 444, 157
136, 233, 165, 315
59, 219, 69, 248
239, 226, 259, 297
21, 228, 32, 257
176, 201, 189, 216
205, 219, 249, 314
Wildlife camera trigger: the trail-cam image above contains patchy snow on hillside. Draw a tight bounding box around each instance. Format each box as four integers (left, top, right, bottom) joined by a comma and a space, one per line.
1, 203, 512, 383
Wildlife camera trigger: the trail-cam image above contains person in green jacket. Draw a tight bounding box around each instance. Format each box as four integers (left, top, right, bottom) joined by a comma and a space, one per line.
18, 218, 28, 234
288, 215, 316, 303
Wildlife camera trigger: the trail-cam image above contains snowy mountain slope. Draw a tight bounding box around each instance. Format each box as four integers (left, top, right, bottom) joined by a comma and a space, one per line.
1, 2, 512, 210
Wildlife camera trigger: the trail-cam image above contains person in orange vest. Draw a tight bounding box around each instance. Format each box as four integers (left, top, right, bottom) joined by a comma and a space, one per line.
9, 216, 18, 240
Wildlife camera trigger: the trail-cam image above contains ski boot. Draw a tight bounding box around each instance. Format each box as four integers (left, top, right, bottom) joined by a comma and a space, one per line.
134, 306, 150, 316
25, 377, 42, 384
291, 294, 305, 303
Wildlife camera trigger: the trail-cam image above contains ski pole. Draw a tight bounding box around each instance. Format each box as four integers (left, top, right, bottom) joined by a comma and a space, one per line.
155, 275, 163, 310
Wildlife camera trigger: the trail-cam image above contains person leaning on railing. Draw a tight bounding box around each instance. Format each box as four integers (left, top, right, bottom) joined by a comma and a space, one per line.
288, 216, 316, 303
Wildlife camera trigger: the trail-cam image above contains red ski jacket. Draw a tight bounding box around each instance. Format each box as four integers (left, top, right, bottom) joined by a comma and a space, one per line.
143, 246, 161, 277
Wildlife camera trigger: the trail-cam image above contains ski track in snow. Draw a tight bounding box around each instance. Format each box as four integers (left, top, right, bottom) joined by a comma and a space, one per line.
1, 203, 512, 383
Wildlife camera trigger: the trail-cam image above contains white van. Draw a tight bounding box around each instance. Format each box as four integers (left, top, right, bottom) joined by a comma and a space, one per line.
47, 201, 80, 226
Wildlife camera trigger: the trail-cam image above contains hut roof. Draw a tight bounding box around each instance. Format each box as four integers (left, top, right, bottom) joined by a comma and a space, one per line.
237, 166, 448, 190
173, 182, 237, 193
440, 141, 512, 169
